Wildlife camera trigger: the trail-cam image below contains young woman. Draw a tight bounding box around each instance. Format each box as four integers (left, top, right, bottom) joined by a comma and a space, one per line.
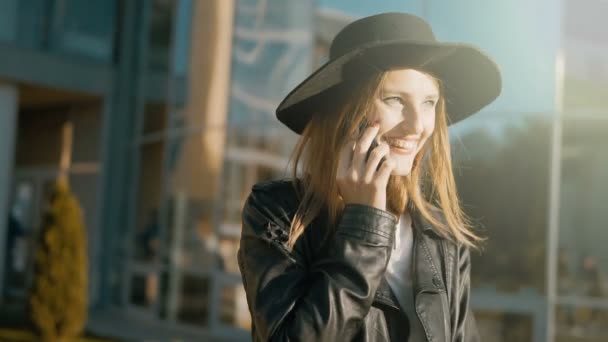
237, 12, 502, 341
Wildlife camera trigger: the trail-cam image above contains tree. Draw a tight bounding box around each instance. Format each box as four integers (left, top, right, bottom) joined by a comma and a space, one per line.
27, 122, 88, 341
454, 116, 551, 293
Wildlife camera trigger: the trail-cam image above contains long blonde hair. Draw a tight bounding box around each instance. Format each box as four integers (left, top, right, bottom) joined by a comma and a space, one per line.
287, 66, 482, 249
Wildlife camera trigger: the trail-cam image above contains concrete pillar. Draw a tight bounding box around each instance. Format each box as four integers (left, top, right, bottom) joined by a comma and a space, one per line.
0, 83, 18, 303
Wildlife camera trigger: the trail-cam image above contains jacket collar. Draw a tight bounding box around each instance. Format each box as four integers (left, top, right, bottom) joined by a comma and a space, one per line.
373, 205, 450, 341
373, 204, 447, 304
412, 222, 446, 294
411, 205, 450, 342
408, 201, 447, 239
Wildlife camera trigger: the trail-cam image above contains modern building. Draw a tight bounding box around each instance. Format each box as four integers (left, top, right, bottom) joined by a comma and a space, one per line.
0, 0, 606, 341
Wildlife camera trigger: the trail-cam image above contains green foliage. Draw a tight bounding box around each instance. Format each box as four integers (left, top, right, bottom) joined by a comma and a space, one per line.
28, 181, 88, 341
454, 117, 551, 293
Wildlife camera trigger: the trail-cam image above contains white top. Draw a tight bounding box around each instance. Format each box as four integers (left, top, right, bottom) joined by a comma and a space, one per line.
385, 212, 426, 341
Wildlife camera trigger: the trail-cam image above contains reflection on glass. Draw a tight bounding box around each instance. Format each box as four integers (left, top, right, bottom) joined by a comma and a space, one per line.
220, 160, 286, 225
558, 247, 576, 297
129, 273, 159, 309
257, 164, 283, 183
135, 208, 161, 263
452, 114, 551, 293
71, 106, 102, 163
176, 275, 209, 326
134, 141, 164, 263
168, 191, 222, 272
227, 121, 295, 157
556, 304, 608, 340
0, 0, 17, 42
475, 310, 533, 341
148, 0, 175, 70
69, 172, 99, 241
222, 160, 246, 225
53, 0, 116, 60
3, 181, 34, 297
220, 284, 251, 330
143, 102, 167, 135
235, 126, 252, 148
559, 118, 608, 299
218, 237, 240, 274
558, 246, 606, 299
163, 132, 224, 271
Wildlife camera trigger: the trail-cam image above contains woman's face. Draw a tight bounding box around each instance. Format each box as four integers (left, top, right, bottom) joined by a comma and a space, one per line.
370, 68, 439, 176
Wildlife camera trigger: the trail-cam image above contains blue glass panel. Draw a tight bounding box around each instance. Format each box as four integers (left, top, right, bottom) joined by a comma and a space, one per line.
0, 0, 18, 42
52, 0, 117, 61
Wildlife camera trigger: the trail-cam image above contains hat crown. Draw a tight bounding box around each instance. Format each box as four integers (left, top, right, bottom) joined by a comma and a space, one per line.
329, 13, 437, 60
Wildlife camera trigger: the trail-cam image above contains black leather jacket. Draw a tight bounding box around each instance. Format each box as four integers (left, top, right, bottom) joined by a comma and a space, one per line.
238, 179, 480, 341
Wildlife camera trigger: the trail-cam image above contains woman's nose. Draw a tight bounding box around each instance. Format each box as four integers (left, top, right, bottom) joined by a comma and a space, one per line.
399, 107, 424, 133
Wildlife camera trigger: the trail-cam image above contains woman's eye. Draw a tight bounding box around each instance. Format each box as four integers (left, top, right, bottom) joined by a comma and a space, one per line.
423, 100, 437, 107
383, 97, 403, 106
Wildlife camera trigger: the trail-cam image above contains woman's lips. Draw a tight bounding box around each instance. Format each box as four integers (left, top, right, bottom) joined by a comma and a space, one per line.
389, 145, 416, 154
385, 138, 417, 154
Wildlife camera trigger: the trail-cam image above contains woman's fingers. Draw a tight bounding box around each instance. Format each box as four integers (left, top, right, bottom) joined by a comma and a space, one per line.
336, 124, 393, 211
363, 143, 390, 182
352, 124, 380, 171
337, 139, 356, 179
374, 157, 395, 186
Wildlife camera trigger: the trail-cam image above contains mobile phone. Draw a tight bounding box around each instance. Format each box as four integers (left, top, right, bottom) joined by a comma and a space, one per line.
357, 118, 379, 162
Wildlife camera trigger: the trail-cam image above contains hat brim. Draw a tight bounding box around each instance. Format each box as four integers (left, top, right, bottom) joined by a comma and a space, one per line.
276, 40, 502, 134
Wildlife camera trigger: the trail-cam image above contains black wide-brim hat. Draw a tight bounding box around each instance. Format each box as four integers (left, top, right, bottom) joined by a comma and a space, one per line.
277, 12, 502, 134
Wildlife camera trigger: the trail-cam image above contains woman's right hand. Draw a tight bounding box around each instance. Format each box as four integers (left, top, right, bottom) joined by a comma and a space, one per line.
337, 123, 395, 211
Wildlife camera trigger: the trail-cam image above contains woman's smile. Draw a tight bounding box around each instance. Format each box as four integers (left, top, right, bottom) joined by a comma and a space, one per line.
384, 137, 419, 154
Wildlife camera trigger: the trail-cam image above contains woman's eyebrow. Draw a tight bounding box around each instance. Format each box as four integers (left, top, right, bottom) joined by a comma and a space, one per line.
382, 88, 440, 99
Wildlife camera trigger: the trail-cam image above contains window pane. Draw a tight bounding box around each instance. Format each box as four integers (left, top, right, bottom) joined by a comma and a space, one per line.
16, 0, 46, 48
142, 102, 168, 135
226, 118, 296, 157
556, 303, 608, 341
220, 159, 287, 225
16, 102, 101, 166
218, 236, 239, 275
148, 0, 175, 71
175, 275, 209, 326
3, 180, 35, 297
52, 0, 116, 61
129, 272, 160, 309
134, 141, 164, 263
220, 284, 251, 330
562, 0, 608, 113
163, 132, 222, 272
452, 113, 552, 294
166, 191, 220, 272
71, 104, 102, 163
221, 160, 248, 225
475, 310, 533, 341
0, 0, 18, 42
559, 117, 608, 300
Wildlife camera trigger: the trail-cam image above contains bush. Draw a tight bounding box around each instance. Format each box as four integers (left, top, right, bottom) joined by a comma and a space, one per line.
28, 180, 88, 341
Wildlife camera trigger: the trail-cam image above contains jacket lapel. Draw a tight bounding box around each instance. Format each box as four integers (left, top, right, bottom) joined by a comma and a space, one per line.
412, 209, 450, 342
370, 205, 452, 341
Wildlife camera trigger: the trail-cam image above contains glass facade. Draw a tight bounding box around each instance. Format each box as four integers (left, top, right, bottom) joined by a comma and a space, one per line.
120, 0, 313, 337
554, 0, 608, 340
0, 0, 116, 61
452, 112, 552, 295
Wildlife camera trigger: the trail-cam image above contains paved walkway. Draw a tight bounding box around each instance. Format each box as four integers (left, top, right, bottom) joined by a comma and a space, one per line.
0, 327, 116, 342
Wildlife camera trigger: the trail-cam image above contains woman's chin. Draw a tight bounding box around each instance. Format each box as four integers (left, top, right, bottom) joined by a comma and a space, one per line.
390, 165, 413, 176
386, 154, 414, 176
